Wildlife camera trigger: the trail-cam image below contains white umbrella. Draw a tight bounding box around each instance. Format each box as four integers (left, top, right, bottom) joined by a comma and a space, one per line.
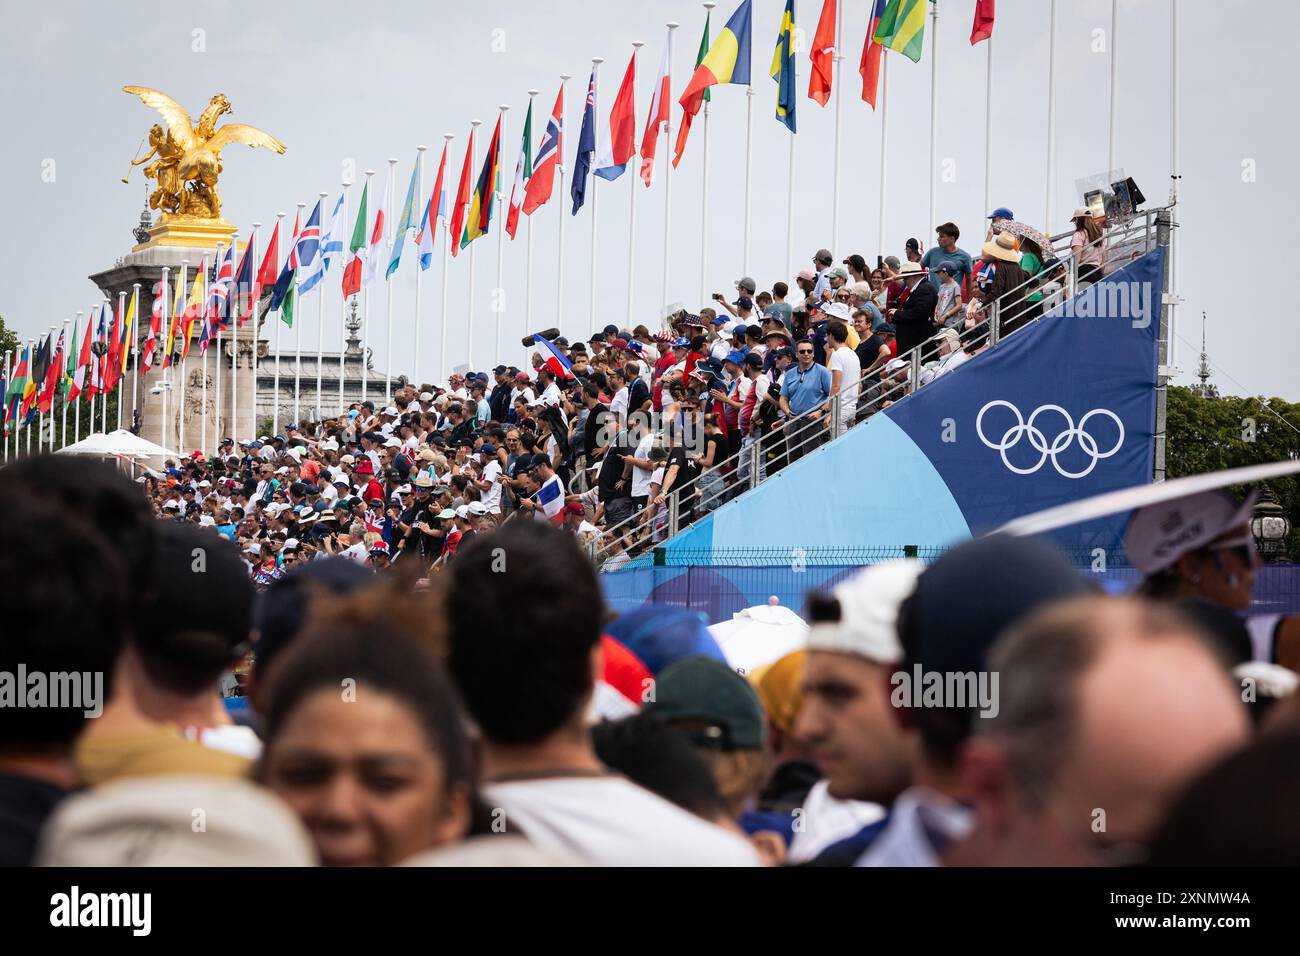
56, 428, 179, 461
709, 599, 809, 675
997, 459, 1300, 537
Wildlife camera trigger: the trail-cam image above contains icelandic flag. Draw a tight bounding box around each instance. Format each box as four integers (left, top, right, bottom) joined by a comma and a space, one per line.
571, 69, 597, 214
535, 473, 566, 525
532, 333, 574, 380
293, 199, 326, 295
594, 51, 638, 182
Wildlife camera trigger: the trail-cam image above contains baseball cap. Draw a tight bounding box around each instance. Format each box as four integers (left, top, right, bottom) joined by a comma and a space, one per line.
467, 501, 489, 516
878, 322, 897, 335
724, 350, 746, 366
480, 443, 498, 456
735, 276, 757, 294
603, 324, 620, 336
647, 656, 767, 750
937, 260, 958, 274
1124, 489, 1259, 576
987, 207, 1014, 220
807, 560, 923, 664
797, 268, 816, 282
734, 295, 754, 311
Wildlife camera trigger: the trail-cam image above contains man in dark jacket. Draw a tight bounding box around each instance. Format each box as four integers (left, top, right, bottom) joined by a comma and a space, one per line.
891, 262, 938, 358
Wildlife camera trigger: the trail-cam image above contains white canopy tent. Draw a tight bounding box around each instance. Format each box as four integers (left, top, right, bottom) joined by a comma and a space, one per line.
708, 600, 809, 675
55, 429, 179, 461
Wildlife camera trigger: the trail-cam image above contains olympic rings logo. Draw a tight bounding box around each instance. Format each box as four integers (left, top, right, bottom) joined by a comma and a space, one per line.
975, 401, 1125, 479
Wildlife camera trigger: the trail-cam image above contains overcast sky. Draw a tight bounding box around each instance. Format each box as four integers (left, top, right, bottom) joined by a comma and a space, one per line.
2, 0, 1296, 399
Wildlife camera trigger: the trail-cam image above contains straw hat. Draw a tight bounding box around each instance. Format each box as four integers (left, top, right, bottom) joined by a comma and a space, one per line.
981, 231, 1021, 263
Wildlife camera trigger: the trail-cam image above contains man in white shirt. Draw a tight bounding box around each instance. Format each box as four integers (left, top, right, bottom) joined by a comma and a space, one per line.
607, 367, 629, 428
444, 520, 758, 866
826, 319, 862, 435
475, 443, 504, 516
510, 372, 536, 408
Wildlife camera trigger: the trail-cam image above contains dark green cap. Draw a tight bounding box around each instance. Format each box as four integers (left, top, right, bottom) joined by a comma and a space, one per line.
647, 656, 767, 751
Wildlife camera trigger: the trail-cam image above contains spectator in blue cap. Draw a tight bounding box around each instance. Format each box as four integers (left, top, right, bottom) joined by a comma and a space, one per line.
933, 261, 964, 329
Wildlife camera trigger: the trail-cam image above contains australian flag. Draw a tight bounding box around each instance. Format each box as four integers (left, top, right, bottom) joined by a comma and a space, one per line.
570, 69, 597, 215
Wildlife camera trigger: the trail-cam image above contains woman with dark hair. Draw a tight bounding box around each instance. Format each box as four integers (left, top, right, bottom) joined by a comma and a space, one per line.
697, 414, 726, 513
256, 586, 475, 866
1069, 207, 1105, 286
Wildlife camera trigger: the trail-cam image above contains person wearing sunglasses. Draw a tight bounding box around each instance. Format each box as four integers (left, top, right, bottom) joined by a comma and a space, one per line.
1126, 488, 1300, 672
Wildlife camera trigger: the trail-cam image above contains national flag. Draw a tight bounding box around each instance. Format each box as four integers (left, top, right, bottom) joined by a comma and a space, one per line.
22, 334, 47, 420
571, 69, 597, 214
38, 329, 64, 413
641, 35, 672, 186
87, 305, 107, 397
120, 287, 138, 377
0, 363, 6, 432
524, 86, 563, 215
258, 221, 280, 288
971, 0, 995, 44
281, 269, 297, 329
179, 265, 205, 362
809, 0, 836, 106
143, 277, 164, 371
5, 344, 28, 429
673, 12, 713, 168
771, 0, 798, 131
417, 143, 448, 269
231, 238, 254, 325
320, 192, 347, 271
163, 271, 184, 368
206, 243, 236, 340
291, 199, 325, 294
874, 0, 926, 63
461, 114, 501, 248
534, 473, 566, 525
363, 165, 392, 284
506, 98, 534, 239
386, 158, 421, 278
860, 0, 887, 108
71, 310, 94, 401
270, 209, 302, 312
104, 299, 123, 393
678, 1, 752, 106
532, 333, 575, 380
343, 182, 368, 298
449, 128, 475, 257
594, 51, 637, 182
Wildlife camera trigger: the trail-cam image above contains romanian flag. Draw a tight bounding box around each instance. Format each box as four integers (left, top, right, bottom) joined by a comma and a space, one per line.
971, 0, 995, 45
860, 0, 887, 108
461, 114, 501, 249
874, 0, 925, 64
808, 0, 835, 107
770, 0, 798, 132
678, 0, 752, 108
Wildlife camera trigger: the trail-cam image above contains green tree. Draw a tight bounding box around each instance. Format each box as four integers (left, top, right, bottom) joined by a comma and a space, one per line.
1166, 386, 1300, 555
0, 315, 19, 360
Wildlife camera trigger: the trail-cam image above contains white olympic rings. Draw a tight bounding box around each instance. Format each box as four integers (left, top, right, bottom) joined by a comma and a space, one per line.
975, 400, 1125, 479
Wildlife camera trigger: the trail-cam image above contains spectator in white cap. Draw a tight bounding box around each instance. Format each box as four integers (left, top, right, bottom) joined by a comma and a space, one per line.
920, 327, 969, 385
795, 561, 923, 825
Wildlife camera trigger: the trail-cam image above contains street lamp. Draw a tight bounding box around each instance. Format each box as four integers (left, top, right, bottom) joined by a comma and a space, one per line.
1250, 490, 1291, 563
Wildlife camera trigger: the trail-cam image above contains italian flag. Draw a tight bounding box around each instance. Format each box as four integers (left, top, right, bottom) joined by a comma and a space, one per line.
343, 180, 368, 298
506, 99, 534, 240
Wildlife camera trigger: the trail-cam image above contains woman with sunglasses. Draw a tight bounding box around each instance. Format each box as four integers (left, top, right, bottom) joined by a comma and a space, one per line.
1127, 489, 1300, 672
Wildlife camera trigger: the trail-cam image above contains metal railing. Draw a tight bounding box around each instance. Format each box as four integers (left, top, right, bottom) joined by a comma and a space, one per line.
591, 207, 1170, 568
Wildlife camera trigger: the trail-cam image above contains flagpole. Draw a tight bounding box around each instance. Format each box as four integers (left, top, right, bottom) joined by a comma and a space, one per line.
927, 0, 938, 234
496, 105, 510, 366
438, 140, 453, 382
786, 129, 796, 280
29, 338, 36, 453
316, 190, 329, 420
983, 37, 993, 219
878, 54, 889, 254
201, 257, 210, 455
589, 57, 603, 338
271, 214, 284, 436
59, 318, 70, 448
662, 24, 678, 319
525, 90, 539, 343
831, 4, 844, 256
2, 350, 9, 460
116, 293, 126, 433
292, 205, 306, 426
629, 43, 643, 326
1108, 0, 1118, 177
1169, 0, 1179, 371
467, 126, 480, 371
384, 161, 397, 406
220, 238, 231, 446
232, 236, 241, 443
339, 181, 349, 415
177, 262, 188, 454
361, 174, 373, 404
98, 317, 107, 435
700, 0, 715, 308
414, 146, 426, 391
129, 283, 139, 434
249, 223, 260, 444
1045, 0, 1056, 225
557, 75, 570, 349
743, 84, 755, 275
73, 315, 83, 445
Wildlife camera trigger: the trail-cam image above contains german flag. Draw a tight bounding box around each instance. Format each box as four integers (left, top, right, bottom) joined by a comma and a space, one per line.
460, 114, 502, 250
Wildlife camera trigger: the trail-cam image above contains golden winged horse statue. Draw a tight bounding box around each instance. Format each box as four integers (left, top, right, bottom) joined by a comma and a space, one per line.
122, 86, 286, 220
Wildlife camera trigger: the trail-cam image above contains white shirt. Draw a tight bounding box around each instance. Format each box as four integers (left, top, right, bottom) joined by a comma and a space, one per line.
511, 386, 536, 406
479, 459, 503, 513
609, 387, 629, 422
482, 776, 758, 867
828, 344, 862, 408
631, 433, 657, 498
930, 348, 970, 381
856, 787, 973, 868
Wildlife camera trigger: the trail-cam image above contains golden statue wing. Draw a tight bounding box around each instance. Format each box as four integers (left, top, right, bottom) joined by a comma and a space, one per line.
122, 86, 196, 150
206, 123, 287, 156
